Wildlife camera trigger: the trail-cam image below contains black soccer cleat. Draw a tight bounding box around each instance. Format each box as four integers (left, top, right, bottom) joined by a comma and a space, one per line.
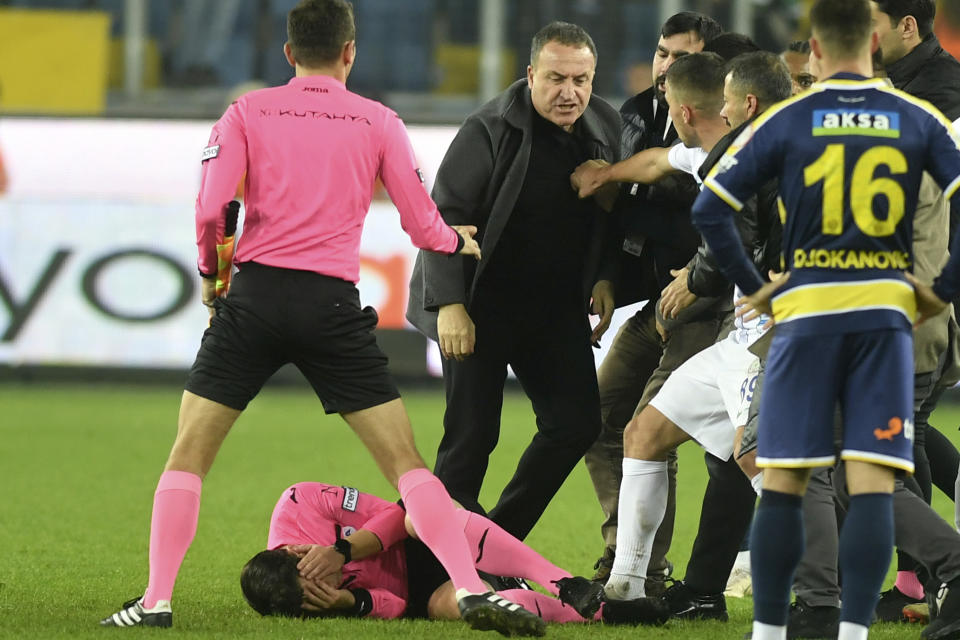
662, 579, 728, 621
787, 597, 840, 639
554, 576, 605, 618
495, 576, 533, 592
100, 596, 172, 628
924, 580, 960, 640
457, 590, 546, 637
601, 596, 670, 626
876, 585, 924, 622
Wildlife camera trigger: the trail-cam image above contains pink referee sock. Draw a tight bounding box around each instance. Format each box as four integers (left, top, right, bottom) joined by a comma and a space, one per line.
459, 511, 570, 595
895, 570, 924, 600
497, 589, 598, 623
142, 470, 202, 609
397, 469, 487, 595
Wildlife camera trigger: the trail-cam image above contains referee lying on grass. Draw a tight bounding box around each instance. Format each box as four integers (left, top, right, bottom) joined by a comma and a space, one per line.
241, 482, 669, 626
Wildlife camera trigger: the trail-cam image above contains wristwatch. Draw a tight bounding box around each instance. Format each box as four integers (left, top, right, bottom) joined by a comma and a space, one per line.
333, 538, 352, 563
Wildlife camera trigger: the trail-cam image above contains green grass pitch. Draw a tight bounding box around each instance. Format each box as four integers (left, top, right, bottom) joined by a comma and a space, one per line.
3, 382, 958, 639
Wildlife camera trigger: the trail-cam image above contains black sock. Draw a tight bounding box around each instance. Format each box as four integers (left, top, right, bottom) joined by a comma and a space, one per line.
751, 489, 804, 625
839, 493, 893, 626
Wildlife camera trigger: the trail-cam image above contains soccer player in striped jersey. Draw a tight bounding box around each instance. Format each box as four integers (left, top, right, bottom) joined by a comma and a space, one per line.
692, 1, 960, 639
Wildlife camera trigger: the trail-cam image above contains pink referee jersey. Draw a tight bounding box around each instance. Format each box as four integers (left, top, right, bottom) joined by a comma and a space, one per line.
195, 75, 459, 282
266, 482, 411, 619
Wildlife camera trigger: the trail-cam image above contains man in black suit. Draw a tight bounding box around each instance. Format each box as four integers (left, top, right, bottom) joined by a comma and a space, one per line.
406, 21, 621, 541
582, 12, 724, 592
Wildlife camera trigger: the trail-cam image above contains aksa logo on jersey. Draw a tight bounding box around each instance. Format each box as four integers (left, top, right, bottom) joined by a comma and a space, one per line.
812, 109, 900, 138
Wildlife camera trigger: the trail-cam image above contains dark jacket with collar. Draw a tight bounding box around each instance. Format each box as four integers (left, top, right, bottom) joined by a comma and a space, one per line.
887, 33, 960, 122
887, 33, 960, 252
406, 78, 622, 340
686, 119, 781, 298
614, 87, 701, 305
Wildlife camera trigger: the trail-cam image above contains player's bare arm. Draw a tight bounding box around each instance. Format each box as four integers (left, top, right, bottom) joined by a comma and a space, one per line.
572, 147, 675, 198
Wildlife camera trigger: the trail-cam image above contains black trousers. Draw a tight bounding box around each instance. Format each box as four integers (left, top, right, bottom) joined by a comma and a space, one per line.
684, 452, 757, 595
434, 293, 601, 541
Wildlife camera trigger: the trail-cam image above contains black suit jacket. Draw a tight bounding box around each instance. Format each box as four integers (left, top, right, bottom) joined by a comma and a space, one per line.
406, 79, 622, 340
613, 87, 701, 306
888, 34, 960, 122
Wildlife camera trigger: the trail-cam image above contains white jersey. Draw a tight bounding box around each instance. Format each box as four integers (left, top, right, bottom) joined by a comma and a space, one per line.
731, 285, 771, 345
670, 142, 772, 345
667, 143, 709, 189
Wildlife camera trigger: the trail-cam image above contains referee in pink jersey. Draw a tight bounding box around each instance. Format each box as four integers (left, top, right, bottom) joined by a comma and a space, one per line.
100, 1, 545, 635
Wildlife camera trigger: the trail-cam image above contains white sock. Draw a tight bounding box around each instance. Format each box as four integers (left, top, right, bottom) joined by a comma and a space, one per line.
733, 549, 751, 572
751, 621, 787, 640
751, 472, 763, 495
837, 621, 868, 640
605, 458, 668, 600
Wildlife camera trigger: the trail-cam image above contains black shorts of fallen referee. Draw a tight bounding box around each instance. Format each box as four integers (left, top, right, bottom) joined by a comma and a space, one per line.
184, 261, 400, 413
403, 537, 507, 618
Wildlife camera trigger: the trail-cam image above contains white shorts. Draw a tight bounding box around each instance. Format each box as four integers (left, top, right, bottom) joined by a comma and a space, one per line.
649, 331, 761, 460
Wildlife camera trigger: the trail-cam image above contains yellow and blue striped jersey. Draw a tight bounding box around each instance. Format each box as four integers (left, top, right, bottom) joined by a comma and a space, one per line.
693, 73, 960, 336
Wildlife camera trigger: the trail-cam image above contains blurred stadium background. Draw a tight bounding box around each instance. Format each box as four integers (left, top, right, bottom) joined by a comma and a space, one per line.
0, 0, 959, 382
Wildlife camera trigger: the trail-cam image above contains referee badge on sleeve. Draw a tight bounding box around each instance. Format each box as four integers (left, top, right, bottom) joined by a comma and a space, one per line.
201, 145, 221, 162
341, 487, 359, 512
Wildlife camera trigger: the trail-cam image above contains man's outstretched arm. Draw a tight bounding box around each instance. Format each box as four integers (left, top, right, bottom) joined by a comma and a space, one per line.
572, 147, 676, 198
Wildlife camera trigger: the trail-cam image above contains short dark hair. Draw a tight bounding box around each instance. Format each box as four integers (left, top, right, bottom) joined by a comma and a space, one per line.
530, 21, 597, 67
287, 0, 356, 67
786, 40, 811, 55
874, 0, 936, 38
810, 0, 873, 58
240, 549, 303, 617
727, 52, 793, 108
661, 11, 724, 44
703, 32, 761, 62
665, 51, 727, 114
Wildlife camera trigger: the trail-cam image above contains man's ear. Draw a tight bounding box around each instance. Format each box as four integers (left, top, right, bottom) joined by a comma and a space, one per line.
681, 104, 693, 125
810, 36, 823, 62
746, 94, 759, 119
284, 42, 296, 68
900, 15, 919, 41
343, 40, 356, 66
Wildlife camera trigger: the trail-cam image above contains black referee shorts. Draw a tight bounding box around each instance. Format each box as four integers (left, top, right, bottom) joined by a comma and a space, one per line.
184, 262, 400, 413
403, 537, 505, 619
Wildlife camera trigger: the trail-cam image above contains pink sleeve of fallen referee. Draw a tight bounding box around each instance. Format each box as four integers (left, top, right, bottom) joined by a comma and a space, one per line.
266, 483, 411, 617
195, 102, 247, 275
378, 114, 459, 254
